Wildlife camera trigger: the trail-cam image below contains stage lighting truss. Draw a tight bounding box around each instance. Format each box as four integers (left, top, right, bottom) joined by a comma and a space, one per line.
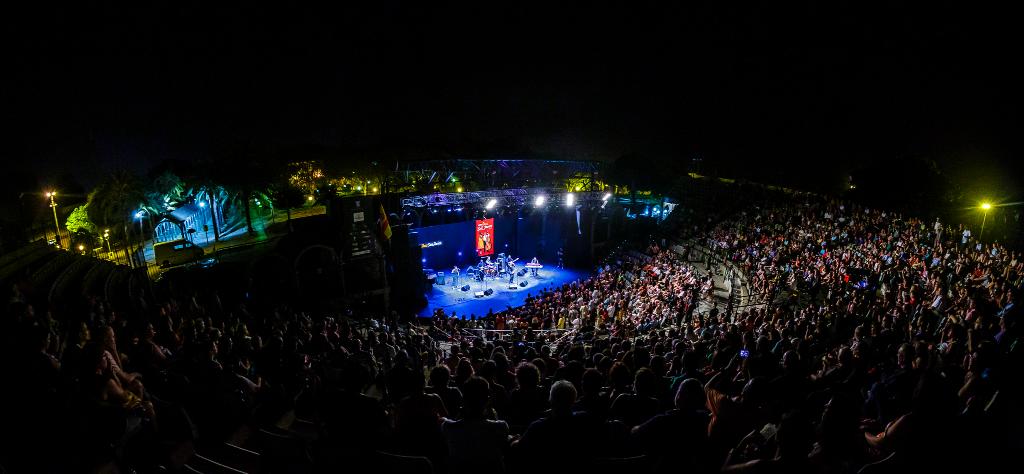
400, 187, 608, 210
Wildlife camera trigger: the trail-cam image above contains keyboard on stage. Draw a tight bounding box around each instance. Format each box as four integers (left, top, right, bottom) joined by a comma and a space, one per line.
526, 263, 543, 269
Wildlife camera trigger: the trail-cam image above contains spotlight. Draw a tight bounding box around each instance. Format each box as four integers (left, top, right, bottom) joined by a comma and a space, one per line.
534, 195, 546, 207
485, 198, 497, 210
422, 258, 427, 264
199, 201, 206, 208
603, 193, 612, 201
457, 187, 463, 193
566, 193, 575, 207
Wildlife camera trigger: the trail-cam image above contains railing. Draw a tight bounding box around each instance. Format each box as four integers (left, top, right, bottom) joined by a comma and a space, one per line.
458, 328, 568, 342
675, 240, 774, 314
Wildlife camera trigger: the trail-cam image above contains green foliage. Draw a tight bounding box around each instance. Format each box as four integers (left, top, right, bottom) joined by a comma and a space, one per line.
65, 204, 97, 235
270, 181, 307, 210
86, 170, 145, 239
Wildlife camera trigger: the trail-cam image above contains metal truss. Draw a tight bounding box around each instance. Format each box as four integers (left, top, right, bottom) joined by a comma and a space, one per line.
400, 187, 607, 208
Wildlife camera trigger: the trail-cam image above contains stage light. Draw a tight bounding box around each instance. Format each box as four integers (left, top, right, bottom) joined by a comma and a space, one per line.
458, 251, 463, 256
534, 195, 546, 207
422, 258, 427, 264
457, 187, 463, 193
356, 186, 362, 191
307, 195, 314, 202
566, 193, 575, 207
485, 198, 497, 210
372, 187, 378, 193
981, 202, 992, 210
603, 193, 612, 201
199, 201, 206, 208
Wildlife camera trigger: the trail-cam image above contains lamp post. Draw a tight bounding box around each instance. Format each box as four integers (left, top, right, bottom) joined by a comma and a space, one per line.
135, 210, 150, 268
45, 191, 62, 248
103, 229, 112, 258
980, 202, 992, 240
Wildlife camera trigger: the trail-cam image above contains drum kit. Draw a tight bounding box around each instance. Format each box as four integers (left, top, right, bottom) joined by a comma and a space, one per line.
476, 253, 509, 280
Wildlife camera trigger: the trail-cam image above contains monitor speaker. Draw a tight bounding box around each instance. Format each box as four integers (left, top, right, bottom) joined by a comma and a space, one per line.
484, 288, 494, 296
474, 291, 485, 298
517, 268, 528, 277
519, 280, 528, 287
461, 285, 471, 292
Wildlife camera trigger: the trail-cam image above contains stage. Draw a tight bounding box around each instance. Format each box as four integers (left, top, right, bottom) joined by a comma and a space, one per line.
418, 267, 591, 318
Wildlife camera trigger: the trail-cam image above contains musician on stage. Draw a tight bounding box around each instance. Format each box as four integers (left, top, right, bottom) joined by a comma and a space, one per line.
451, 265, 460, 286
507, 257, 518, 284
529, 257, 540, 276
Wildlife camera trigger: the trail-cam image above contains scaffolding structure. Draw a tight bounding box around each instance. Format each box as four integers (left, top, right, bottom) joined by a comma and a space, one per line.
400, 187, 607, 209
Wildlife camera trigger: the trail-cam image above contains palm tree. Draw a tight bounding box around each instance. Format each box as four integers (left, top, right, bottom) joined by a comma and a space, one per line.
87, 170, 145, 265
212, 145, 278, 237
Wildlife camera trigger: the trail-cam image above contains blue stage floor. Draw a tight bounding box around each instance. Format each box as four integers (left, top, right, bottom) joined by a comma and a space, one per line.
418, 267, 591, 318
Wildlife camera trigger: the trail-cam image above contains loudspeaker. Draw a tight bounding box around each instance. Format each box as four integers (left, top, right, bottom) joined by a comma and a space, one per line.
484, 288, 494, 296
474, 291, 485, 298
519, 280, 528, 287
461, 285, 471, 292
517, 269, 528, 277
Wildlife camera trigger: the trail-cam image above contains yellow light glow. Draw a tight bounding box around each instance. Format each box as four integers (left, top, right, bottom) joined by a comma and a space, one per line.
307, 195, 314, 202
77, 244, 84, 251
372, 187, 378, 193
456, 187, 463, 193
981, 202, 992, 210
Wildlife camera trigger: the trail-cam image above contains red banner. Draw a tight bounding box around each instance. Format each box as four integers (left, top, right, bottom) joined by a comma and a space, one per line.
475, 218, 494, 256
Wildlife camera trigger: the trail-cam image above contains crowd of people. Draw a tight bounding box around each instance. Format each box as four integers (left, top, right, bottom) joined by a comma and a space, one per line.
1, 190, 1020, 473
430, 243, 710, 339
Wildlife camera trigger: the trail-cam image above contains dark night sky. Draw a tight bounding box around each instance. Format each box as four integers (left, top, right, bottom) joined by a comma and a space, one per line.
5, 1, 1021, 197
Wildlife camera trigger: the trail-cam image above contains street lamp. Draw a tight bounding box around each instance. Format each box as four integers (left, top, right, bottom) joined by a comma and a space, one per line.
45, 191, 62, 248
103, 229, 112, 258
980, 202, 992, 240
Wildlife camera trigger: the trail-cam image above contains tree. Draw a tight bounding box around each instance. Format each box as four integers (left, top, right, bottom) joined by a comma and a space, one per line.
65, 204, 97, 235
212, 145, 280, 236
87, 170, 145, 265
269, 180, 307, 232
